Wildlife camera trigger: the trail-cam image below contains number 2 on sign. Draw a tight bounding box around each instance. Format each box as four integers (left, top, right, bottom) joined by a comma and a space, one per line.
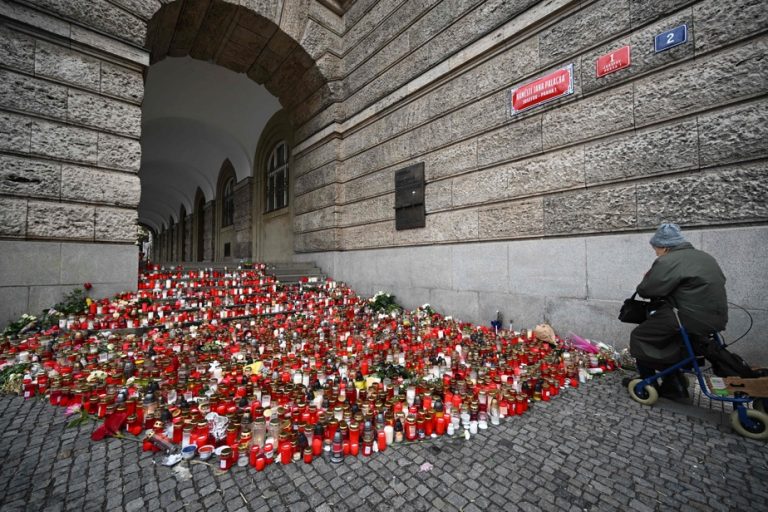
655, 24, 688, 53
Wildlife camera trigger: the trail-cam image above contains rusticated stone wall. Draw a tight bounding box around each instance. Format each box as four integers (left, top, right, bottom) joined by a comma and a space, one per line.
0, 1, 145, 323
292, 0, 768, 363
293, 0, 768, 251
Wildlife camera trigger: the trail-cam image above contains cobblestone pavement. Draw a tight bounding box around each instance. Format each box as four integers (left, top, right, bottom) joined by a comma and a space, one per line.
1, 372, 765, 512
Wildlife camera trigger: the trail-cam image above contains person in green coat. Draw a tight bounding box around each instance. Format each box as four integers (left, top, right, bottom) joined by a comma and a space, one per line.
628, 223, 728, 398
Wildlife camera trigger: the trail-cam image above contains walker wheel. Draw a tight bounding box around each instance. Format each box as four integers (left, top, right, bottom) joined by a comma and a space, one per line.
628, 378, 658, 406
730, 409, 768, 441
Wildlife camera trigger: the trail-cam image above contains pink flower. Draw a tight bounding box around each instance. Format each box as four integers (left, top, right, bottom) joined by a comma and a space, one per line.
83, 282, 93, 291
65, 404, 81, 417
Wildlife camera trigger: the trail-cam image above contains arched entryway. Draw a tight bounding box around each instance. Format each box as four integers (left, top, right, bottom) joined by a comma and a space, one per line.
139, 0, 337, 264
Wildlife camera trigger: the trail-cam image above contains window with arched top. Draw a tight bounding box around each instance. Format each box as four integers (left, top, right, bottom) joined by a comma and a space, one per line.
266, 141, 288, 212
222, 176, 235, 227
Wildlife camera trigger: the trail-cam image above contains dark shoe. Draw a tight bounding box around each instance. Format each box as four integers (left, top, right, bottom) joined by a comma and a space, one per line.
659, 373, 689, 399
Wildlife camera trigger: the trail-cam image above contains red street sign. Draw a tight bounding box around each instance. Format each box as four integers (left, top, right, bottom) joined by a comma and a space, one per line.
510, 64, 574, 114
596, 46, 631, 78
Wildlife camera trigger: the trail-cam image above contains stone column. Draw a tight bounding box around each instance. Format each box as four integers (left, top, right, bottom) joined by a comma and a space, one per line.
0, 2, 146, 325
203, 202, 215, 262
234, 178, 253, 260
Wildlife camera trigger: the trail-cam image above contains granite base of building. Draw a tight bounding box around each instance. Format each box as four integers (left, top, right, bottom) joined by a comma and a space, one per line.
298, 225, 768, 366
0, 240, 138, 326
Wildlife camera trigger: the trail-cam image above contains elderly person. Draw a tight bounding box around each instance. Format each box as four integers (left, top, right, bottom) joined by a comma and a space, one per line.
628, 223, 728, 398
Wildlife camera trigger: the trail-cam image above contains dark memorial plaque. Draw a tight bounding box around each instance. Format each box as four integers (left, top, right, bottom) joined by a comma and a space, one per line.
394, 163, 425, 230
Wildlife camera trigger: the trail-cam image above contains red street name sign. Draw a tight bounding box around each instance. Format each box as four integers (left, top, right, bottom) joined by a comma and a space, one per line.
596, 46, 631, 78
509, 64, 574, 115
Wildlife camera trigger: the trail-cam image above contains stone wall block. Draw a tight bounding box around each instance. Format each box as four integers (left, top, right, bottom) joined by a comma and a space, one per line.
94, 206, 137, 242
394, 209, 478, 245
27, 200, 94, 239
0, 111, 32, 153
296, 227, 340, 252
400, 0, 457, 53
26, 0, 146, 46
343, 0, 400, 52
425, 179, 452, 212
60, 165, 140, 206
294, 205, 337, 233
0, 155, 60, 199
585, 120, 698, 184
408, 115, 452, 155
0, 26, 35, 73
100, 62, 144, 104
425, 139, 477, 181
582, 10, 694, 95
637, 164, 768, 227
294, 183, 337, 214
97, 133, 141, 172
476, 114, 542, 168
634, 37, 768, 126
544, 186, 637, 235
539, 0, 631, 67
34, 40, 101, 91
300, 18, 341, 71
341, 193, 393, 226
451, 167, 509, 207
347, 32, 409, 95
30, 119, 97, 164
109, 0, 159, 20
342, 221, 394, 250
295, 162, 337, 196
698, 100, 768, 167
694, 0, 768, 53
343, 169, 391, 203
294, 139, 337, 176
449, 91, 508, 141
450, 36, 539, 112
504, 147, 585, 198
478, 198, 544, 239
629, 0, 692, 27
0, 70, 68, 120
543, 85, 634, 149
67, 90, 142, 137
0, 197, 28, 236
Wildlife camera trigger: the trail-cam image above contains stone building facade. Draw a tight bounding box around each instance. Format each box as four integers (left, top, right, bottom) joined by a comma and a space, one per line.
0, 0, 766, 363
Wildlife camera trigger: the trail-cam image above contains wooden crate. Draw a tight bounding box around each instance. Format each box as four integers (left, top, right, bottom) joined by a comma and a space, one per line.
725, 376, 768, 398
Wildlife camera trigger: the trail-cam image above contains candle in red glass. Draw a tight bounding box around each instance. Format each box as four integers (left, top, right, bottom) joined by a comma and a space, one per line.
255, 454, 266, 471
280, 443, 292, 465
377, 430, 387, 452
435, 416, 446, 436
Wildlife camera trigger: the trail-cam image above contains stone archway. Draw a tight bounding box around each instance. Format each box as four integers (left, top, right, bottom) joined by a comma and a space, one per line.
146, 0, 337, 127
0, 0, 342, 324
140, 0, 340, 264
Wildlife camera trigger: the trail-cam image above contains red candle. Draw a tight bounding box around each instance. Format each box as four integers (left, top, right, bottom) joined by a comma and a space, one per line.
377, 431, 387, 452
255, 454, 266, 471
280, 443, 292, 465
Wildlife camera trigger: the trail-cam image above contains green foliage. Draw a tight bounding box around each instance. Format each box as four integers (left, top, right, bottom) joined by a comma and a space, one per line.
2, 314, 37, 336
369, 292, 402, 314
0, 363, 31, 392
374, 363, 413, 381
54, 288, 87, 316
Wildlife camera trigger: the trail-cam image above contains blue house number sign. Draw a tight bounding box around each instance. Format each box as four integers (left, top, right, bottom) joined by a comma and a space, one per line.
655, 24, 688, 53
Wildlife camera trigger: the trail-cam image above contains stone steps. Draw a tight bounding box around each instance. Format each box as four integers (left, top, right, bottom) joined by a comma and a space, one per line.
266, 262, 325, 284
157, 261, 325, 284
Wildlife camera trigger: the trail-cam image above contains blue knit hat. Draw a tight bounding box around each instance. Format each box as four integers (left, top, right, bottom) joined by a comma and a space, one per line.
649, 223, 687, 247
